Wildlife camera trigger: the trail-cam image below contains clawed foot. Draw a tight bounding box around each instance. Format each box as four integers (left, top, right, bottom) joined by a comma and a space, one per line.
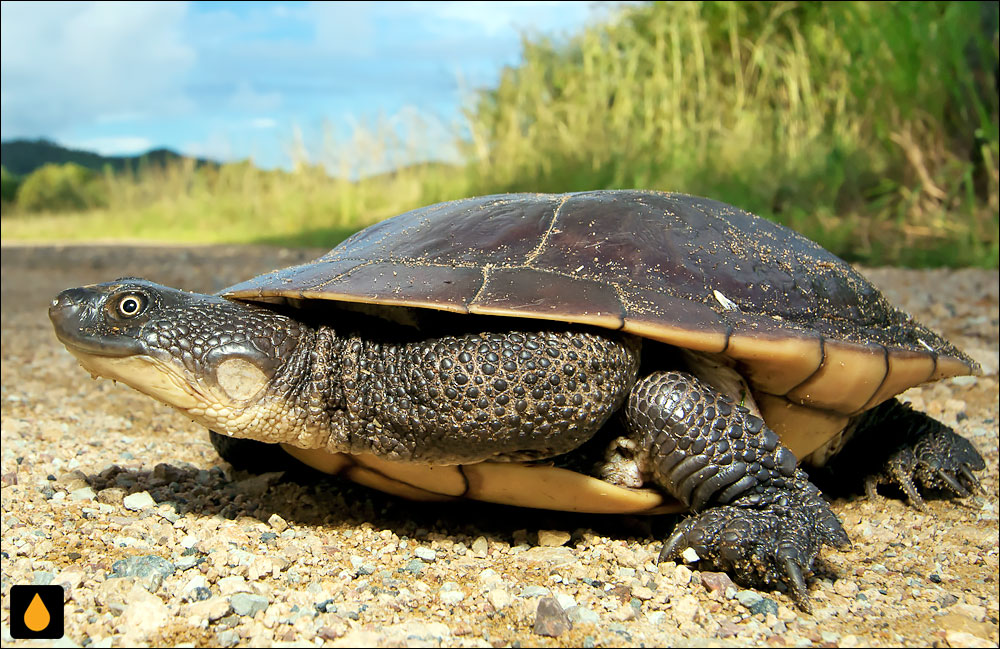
867, 426, 985, 511
659, 484, 850, 612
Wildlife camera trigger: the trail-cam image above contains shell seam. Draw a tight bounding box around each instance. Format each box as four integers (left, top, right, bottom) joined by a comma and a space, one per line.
785, 336, 827, 397
853, 344, 891, 415
467, 265, 493, 308
309, 259, 378, 292
524, 195, 570, 266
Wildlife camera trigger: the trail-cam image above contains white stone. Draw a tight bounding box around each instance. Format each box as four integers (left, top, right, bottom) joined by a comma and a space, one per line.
123, 491, 156, 511
554, 593, 576, 610
488, 588, 511, 610
186, 597, 231, 626
218, 575, 251, 595
118, 585, 169, 639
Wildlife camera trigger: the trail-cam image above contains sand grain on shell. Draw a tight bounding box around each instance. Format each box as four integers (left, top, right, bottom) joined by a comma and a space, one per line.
1, 245, 997, 647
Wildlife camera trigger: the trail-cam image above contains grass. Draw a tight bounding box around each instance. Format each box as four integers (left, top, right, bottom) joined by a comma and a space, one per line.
3, 1, 998, 268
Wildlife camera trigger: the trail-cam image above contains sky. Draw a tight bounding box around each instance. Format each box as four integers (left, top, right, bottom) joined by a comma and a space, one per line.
0, 1, 622, 169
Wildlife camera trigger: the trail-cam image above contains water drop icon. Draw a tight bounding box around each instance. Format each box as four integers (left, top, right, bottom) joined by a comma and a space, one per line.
24, 592, 51, 632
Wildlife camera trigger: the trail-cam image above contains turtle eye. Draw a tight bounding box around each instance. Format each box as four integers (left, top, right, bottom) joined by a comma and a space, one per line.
114, 292, 147, 318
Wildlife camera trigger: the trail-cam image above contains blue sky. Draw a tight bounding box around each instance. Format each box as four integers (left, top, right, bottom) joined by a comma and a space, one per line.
1, 1, 622, 169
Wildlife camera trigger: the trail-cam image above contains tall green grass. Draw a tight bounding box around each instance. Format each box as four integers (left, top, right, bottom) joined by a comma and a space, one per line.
3, 1, 997, 267
464, 1, 999, 266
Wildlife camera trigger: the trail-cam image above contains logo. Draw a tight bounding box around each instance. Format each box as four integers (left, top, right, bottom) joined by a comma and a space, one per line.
10, 585, 65, 639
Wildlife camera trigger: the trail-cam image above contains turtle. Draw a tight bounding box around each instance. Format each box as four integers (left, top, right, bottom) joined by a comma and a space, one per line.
48, 190, 985, 610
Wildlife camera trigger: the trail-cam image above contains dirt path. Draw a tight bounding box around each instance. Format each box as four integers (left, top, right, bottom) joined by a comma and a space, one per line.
2, 245, 997, 647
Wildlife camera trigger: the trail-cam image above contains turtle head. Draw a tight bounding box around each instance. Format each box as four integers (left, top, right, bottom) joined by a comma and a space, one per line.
49, 278, 307, 434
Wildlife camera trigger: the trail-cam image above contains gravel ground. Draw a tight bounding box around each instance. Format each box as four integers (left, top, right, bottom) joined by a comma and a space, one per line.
1, 244, 998, 648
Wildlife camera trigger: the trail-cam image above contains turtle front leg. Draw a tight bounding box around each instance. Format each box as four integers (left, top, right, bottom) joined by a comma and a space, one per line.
619, 371, 849, 611
824, 398, 985, 511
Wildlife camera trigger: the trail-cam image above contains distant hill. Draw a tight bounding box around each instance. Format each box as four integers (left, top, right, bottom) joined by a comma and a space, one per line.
0, 138, 216, 176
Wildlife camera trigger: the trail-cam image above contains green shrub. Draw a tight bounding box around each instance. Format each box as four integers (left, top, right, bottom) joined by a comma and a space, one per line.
0, 166, 21, 204
463, 1, 999, 265
3, 2, 997, 267
16, 163, 109, 213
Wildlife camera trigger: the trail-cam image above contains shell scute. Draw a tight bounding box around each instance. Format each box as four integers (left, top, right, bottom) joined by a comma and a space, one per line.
225, 190, 978, 416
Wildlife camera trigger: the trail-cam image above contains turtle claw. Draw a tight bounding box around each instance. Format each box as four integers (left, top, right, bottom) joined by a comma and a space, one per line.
937, 468, 969, 497
782, 557, 812, 613
873, 424, 986, 509
657, 527, 687, 564
958, 464, 982, 494
659, 490, 847, 612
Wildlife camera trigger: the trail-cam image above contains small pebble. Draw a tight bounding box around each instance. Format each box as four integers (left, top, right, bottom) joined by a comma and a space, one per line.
96, 487, 126, 505
680, 547, 700, 563
945, 630, 995, 648
122, 491, 156, 511
32, 571, 54, 586
554, 593, 576, 610
119, 585, 169, 639
439, 582, 465, 605
820, 630, 841, 643
537, 529, 571, 546
748, 597, 778, 617
534, 597, 572, 637
522, 585, 552, 598
736, 590, 764, 608
110, 555, 175, 592
414, 547, 437, 562
471, 536, 489, 556
230, 593, 268, 617
218, 576, 251, 595
834, 578, 859, 598
566, 606, 600, 624
671, 594, 700, 623
632, 585, 654, 600
488, 588, 511, 610
186, 596, 230, 624
349, 556, 375, 575
700, 571, 736, 595
69, 486, 96, 501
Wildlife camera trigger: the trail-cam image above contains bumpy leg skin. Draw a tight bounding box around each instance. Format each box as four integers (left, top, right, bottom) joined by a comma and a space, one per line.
826, 399, 985, 511
624, 371, 850, 611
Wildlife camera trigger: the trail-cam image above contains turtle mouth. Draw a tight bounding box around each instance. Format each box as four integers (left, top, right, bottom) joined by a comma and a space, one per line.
49, 286, 144, 358
49, 286, 145, 358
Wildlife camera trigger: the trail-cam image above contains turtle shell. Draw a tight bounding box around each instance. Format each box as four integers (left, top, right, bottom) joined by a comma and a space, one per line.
225, 190, 978, 462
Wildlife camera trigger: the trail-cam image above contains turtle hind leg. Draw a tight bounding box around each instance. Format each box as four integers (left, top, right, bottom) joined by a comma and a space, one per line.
623, 371, 849, 611
833, 399, 985, 511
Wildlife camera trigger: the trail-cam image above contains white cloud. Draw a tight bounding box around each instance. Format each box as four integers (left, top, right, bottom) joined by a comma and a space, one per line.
247, 117, 278, 130
308, 0, 378, 57
0, 0, 624, 168
0, 1, 196, 138
402, 1, 577, 36
228, 81, 283, 113
65, 135, 153, 156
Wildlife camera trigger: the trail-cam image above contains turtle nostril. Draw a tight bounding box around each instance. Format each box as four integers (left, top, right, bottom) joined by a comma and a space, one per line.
49, 288, 94, 324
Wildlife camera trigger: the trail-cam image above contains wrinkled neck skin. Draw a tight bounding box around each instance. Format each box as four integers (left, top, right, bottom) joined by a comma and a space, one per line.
187, 315, 354, 451
47, 279, 349, 452
53, 280, 640, 465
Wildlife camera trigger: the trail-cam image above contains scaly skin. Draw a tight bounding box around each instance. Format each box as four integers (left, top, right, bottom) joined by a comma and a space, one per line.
621, 371, 850, 611
823, 399, 985, 510
49, 279, 984, 611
